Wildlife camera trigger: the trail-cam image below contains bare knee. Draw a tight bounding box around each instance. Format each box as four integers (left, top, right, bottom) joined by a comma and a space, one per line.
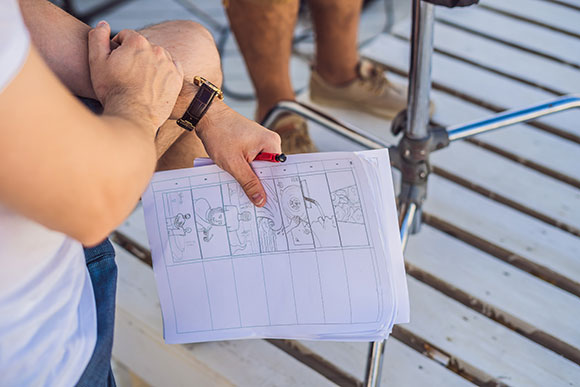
141, 20, 223, 85
162, 20, 215, 45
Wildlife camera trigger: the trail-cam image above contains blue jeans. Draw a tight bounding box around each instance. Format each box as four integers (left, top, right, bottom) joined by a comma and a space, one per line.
76, 238, 117, 387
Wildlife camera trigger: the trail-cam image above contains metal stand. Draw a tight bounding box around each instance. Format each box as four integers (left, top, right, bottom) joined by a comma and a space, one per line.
261, 0, 580, 384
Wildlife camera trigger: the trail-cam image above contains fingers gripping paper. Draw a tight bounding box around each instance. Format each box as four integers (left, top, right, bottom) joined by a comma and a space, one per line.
141, 149, 409, 343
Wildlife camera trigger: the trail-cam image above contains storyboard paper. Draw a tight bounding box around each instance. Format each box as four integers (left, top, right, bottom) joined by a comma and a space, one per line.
141, 150, 408, 344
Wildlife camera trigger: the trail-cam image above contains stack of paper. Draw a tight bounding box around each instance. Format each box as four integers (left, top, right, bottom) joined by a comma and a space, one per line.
141, 149, 409, 344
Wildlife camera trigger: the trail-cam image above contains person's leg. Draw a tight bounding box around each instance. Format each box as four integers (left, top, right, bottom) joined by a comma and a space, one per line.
308, 0, 363, 86
225, 0, 317, 154
76, 239, 118, 387
225, 0, 299, 122
307, 0, 421, 119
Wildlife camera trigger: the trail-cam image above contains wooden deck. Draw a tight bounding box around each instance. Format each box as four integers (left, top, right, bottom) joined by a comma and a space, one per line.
96, 0, 580, 385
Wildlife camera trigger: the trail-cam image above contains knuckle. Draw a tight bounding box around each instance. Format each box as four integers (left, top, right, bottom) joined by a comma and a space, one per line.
152, 45, 164, 56
269, 130, 281, 144
241, 177, 259, 193
118, 29, 131, 38
173, 20, 216, 45
134, 34, 149, 47
125, 31, 147, 47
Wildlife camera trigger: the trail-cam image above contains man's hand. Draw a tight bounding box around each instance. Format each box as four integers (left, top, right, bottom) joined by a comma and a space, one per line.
88, 21, 184, 133
196, 103, 282, 207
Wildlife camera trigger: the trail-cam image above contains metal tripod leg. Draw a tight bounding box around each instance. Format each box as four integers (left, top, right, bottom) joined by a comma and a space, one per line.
446, 94, 580, 141
365, 0, 435, 385
260, 3, 578, 386
364, 202, 417, 386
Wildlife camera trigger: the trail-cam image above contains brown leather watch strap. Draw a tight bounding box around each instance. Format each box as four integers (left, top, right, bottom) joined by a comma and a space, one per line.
177, 82, 220, 132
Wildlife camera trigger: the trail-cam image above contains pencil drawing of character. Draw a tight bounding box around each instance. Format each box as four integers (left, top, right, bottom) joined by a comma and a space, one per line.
166, 213, 192, 236
278, 179, 314, 248
255, 180, 287, 252
166, 212, 193, 261
194, 197, 253, 253
304, 196, 338, 247
163, 190, 201, 262
298, 175, 340, 248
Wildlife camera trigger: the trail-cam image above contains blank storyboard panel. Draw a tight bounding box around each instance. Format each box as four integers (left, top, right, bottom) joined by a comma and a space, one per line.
142, 150, 408, 343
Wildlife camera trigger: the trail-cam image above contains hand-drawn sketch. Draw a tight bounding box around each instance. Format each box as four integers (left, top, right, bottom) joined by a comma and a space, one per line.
194, 197, 226, 243
192, 186, 231, 258
328, 170, 369, 246
163, 190, 201, 262
192, 184, 262, 256
255, 179, 288, 252
223, 183, 261, 255
145, 152, 403, 343
331, 185, 364, 224
276, 177, 315, 250
300, 174, 341, 248
166, 213, 192, 236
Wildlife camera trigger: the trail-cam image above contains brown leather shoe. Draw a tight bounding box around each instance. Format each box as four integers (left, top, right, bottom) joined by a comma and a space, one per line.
310, 58, 434, 119
269, 113, 318, 155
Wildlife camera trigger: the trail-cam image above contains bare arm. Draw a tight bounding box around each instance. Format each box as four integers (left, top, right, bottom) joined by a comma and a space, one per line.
0, 24, 182, 245
18, 0, 97, 99
17, 0, 213, 156
18, 1, 283, 207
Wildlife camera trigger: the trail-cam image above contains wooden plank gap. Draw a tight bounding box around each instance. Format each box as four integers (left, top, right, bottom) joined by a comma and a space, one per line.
421, 212, 580, 298
434, 18, 580, 71
431, 165, 580, 238
463, 138, 580, 189
541, 0, 580, 12
391, 326, 500, 387
390, 32, 565, 96
403, 258, 580, 365
365, 55, 580, 145
111, 230, 152, 266
477, 4, 580, 40
266, 339, 362, 387
111, 233, 362, 386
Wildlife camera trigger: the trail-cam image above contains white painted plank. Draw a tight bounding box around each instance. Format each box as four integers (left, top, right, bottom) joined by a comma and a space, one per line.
361, 34, 580, 139
430, 140, 580, 231
302, 72, 580, 186
300, 340, 474, 386
424, 174, 580, 290
117, 207, 473, 386
116, 208, 580, 387
406, 224, 580, 351
113, 244, 337, 387
436, 5, 580, 66
552, 0, 580, 7
303, 63, 580, 233
430, 90, 580, 183
405, 277, 580, 386
482, 0, 580, 36
391, 20, 580, 94
303, 64, 580, 288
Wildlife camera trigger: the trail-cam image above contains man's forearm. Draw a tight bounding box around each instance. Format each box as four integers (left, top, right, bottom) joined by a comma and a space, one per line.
19, 0, 96, 98
18, 0, 191, 158
18, 4, 224, 161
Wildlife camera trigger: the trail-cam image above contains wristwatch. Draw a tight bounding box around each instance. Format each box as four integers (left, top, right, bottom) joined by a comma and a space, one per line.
176, 76, 224, 132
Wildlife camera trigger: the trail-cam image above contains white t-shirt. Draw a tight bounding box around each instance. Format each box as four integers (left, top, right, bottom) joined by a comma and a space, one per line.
0, 1, 97, 385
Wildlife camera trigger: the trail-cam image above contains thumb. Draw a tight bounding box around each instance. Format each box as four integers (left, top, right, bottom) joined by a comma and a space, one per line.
230, 161, 267, 207
88, 20, 112, 65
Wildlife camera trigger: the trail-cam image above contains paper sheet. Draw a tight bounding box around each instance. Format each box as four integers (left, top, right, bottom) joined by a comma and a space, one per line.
142, 150, 408, 344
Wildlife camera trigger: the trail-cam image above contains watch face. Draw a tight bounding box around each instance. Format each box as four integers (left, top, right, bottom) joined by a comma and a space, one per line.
198, 85, 215, 104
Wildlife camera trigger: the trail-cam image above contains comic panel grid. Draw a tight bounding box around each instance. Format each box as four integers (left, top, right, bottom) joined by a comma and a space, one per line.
152, 160, 382, 332
156, 159, 371, 264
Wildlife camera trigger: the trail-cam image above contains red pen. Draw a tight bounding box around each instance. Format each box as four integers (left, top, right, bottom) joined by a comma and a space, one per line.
254, 152, 287, 163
